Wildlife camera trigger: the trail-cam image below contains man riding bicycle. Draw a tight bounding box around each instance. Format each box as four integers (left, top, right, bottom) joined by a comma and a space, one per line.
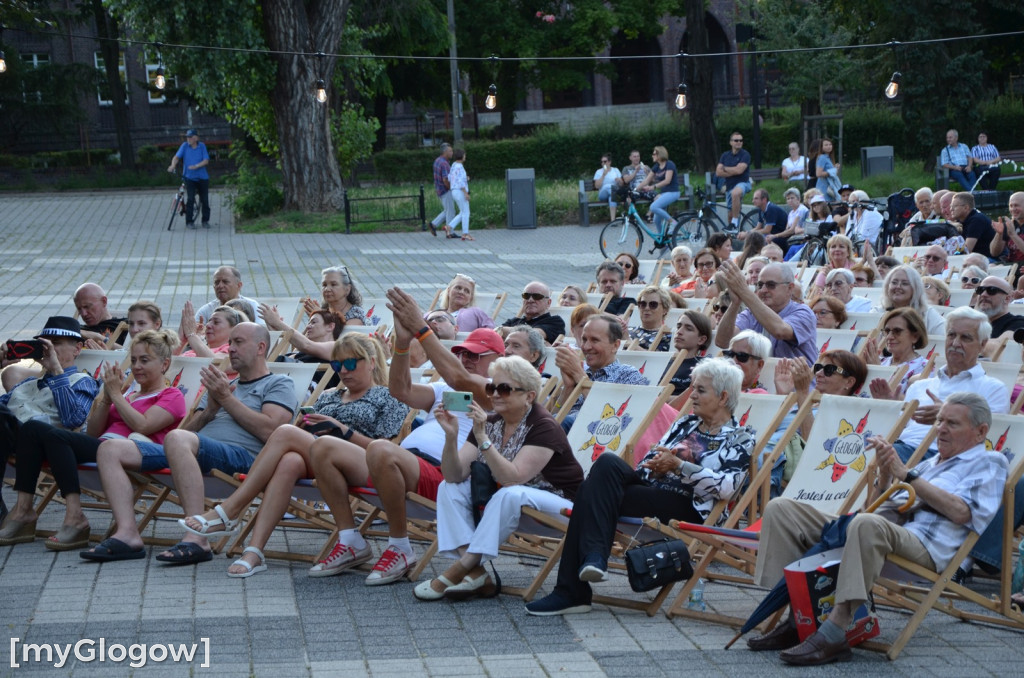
168, 129, 211, 229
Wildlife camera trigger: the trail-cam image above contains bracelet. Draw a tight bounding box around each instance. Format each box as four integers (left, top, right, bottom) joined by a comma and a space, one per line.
413, 325, 431, 340
415, 329, 434, 343
341, 426, 354, 441
393, 346, 410, 356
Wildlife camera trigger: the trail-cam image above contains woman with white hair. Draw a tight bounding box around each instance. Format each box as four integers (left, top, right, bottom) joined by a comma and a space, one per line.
724, 329, 772, 394
825, 268, 873, 312
845, 190, 883, 250
873, 264, 945, 335
415, 356, 583, 601
662, 245, 694, 290
525, 357, 755, 615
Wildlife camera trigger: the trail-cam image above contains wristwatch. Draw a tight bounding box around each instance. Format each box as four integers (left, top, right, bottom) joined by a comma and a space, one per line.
479, 438, 493, 452
904, 468, 921, 484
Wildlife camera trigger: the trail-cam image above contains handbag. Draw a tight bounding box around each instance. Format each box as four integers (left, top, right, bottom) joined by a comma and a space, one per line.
469, 460, 498, 526
624, 538, 693, 592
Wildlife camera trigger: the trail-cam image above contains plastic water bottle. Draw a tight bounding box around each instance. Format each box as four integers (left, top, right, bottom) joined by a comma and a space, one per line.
687, 578, 706, 611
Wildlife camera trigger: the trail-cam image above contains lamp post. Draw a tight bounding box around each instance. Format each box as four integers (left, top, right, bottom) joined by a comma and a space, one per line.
446, 0, 462, 143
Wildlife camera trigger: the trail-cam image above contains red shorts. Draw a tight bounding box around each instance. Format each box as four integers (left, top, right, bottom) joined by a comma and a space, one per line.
363, 453, 443, 501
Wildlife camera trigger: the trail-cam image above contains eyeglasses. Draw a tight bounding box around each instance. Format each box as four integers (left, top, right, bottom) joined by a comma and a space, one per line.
426, 314, 452, 324
961, 276, 982, 285
485, 382, 527, 397
881, 326, 907, 335
813, 363, 849, 377
521, 292, 548, 301
637, 300, 661, 310
977, 285, 1009, 297
454, 350, 495, 363
723, 349, 761, 363
923, 254, 945, 261
755, 280, 784, 290
330, 357, 364, 373
696, 260, 717, 269
855, 277, 869, 284
814, 309, 835, 317
824, 280, 848, 289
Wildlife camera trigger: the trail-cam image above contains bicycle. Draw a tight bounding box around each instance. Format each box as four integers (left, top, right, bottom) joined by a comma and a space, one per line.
672, 186, 759, 248
599, 190, 697, 258
166, 179, 186, 231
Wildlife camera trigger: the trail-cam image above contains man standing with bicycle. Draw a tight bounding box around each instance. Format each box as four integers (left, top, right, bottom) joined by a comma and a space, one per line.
168, 129, 211, 229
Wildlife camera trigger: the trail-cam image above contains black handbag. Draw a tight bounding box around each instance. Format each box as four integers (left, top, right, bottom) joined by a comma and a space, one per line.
469, 460, 498, 526
624, 538, 693, 592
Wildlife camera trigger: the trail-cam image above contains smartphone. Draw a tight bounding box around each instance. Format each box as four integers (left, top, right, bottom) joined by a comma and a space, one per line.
299, 406, 316, 415
6, 339, 45, 361
442, 390, 473, 412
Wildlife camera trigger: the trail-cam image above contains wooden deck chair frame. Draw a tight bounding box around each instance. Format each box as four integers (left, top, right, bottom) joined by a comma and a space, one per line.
861, 413, 1024, 660
662, 394, 920, 626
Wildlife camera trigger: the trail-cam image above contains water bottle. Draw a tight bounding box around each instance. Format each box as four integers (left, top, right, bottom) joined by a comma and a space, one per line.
686, 578, 706, 611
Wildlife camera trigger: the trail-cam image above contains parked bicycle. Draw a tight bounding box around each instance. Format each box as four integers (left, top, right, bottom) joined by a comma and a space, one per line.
599, 190, 698, 258
672, 186, 759, 249
166, 179, 186, 231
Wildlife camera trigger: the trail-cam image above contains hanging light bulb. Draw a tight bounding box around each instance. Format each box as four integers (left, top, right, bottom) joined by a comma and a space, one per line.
484, 84, 497, 110
885, 71, 901, 99
674, 83, 688, 110
0, 51, 7, 74
155, 64, 166, 90
315, 79, 328, 103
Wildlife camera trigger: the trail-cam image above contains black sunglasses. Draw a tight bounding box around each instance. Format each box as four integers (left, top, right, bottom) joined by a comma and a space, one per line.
637, 300, 661, 310
723, 349, 760, 363
713, 304, 730, 312
521, 292, 548, 301
976, 285, 1008, 297
485, 382, 527, 396
330, 357, 364, 373
813, 363, 849, 377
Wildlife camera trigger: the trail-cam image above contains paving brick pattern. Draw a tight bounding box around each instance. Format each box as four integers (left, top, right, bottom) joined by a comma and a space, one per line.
0, 190, 1021, 676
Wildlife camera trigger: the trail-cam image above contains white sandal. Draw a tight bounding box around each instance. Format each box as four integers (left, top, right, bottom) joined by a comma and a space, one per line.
178, 504, 239, 538
227, 546, 267, 578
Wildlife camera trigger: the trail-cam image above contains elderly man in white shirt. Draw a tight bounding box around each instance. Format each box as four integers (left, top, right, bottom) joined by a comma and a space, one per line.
870, 306, 1009, 463
824, 269, 872, 312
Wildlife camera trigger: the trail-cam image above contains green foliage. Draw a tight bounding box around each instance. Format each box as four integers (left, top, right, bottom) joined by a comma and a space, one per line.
225, 146, 283, 220
330, 105, 380, 173
976, 96, 1024, 150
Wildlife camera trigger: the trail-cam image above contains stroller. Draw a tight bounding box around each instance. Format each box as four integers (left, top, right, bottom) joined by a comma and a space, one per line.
878, 188, 915, 251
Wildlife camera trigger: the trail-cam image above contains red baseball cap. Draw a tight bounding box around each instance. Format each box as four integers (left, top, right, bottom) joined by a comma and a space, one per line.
452, 328, 506, 356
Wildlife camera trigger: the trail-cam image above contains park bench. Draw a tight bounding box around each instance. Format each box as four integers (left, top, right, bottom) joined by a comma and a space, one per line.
578, 173, 691, 227
935, 148, 1024, 190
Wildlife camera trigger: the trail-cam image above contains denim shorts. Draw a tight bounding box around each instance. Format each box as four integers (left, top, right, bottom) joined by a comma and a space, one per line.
133, 435, 254, 474
725, 181, 752, 208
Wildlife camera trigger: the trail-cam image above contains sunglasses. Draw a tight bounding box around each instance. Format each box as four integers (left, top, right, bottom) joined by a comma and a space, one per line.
618, 262, 634, 269
521, 292, 548, 301
713, 304, 729, 312
813, 363, 849, 377
723, 349, 760, 363
961, 277, 982, 285
485, 382, 527, 397
755, 280, 784, 290
923, 254, 945, 261
330, 357, 364, 373
696, 261, 717, 269
731, 138, 744, 143
637, 300, 661, 310
977, 285, 1008, 296
454, 350, 495, 363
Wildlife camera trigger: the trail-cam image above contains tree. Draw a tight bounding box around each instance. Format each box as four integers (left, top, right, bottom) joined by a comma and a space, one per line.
110, 0, 360, 212
90, 0, 135, 169
683, 0, 717, 172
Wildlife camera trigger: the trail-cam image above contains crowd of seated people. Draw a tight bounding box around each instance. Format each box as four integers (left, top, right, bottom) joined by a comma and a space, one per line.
4, 198, 1024, 655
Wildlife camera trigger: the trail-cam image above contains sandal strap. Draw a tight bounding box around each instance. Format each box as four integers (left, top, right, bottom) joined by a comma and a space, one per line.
242, 545, 265, 564
213, 504, 233, 529
230, 557, 255, 573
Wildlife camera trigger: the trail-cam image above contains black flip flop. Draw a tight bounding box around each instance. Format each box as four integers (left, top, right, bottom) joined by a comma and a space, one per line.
155, 541, 213, 565
80, 537, 145, 562
429, 223, 437, 237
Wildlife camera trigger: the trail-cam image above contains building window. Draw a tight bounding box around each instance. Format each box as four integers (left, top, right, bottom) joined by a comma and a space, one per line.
94, 51, 128, 106
20, 53, 50, 102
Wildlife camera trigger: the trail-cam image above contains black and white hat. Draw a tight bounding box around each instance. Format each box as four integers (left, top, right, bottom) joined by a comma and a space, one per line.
34, 316, 83, 341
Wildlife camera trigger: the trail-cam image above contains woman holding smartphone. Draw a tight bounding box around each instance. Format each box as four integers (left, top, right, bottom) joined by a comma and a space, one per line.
177, 333, 408, 577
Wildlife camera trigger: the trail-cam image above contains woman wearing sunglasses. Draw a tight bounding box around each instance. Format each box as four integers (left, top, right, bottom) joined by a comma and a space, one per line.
723, 330, 772, 394
960, 265, 987, 308
615, 252, 644, 284
628, 286, 672, 351
526, 358, 755, 616
873, 265, 946, 336
862, 307, 929, 397
437, 273, 495, 332
416, 355, 583, 601
775, 349, 868, 441
178, 333, 408, 577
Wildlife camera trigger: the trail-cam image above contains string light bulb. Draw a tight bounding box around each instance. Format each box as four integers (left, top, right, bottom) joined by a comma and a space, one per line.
155, 64, 166, 90
0, 51, 6, 74
485, 84, 497, 110
884, 71, 901, 99
315, 79, 328, 103
674, 83, 688, 110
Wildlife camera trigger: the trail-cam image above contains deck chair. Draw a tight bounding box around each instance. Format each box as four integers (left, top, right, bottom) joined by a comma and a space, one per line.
614, 349, 686, 388
840, 312, 883, 332
427, 289, 507, 320
855, 363, 908, 396
356, 298, 395, 331
862, 413, 1024, 660
814, 329, 861, 357
260, 297, 304, 328
74, 349, 128, 379
636, 260, 664, 285
663, 394, 919, 625
265, 361, 332, 409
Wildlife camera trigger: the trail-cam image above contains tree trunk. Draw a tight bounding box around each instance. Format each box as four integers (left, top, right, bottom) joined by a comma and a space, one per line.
685, 0, 717, 172
91, 0, 134, 170
372, 94, 389, 153
262, 0, 347, 212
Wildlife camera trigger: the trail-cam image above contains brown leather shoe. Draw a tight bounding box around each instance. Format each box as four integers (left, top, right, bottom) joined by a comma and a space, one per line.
779, 629, 852, 666
746, 619, 800, 651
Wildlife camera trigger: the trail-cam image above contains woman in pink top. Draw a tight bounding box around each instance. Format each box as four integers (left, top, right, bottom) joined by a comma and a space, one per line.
1, 329, 186, 551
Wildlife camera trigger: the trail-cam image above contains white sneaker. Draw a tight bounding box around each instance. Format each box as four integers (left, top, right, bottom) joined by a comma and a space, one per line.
365, 546, 417, 586
308, 542, 372, 578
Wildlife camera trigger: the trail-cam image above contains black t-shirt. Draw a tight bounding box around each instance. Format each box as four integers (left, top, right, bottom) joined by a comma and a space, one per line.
84, 317, 128, 345
963, 210, 996, 256
501, 312, 566, 344
990, 312, 1024, 338
604, 296, 636, 316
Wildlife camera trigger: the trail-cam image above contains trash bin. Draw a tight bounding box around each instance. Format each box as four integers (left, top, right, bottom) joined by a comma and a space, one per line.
860, 146, 894, 179
506, 168, 537, 229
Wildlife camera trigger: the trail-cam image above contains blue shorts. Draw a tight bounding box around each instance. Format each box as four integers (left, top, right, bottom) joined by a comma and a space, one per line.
726, 181, 752, 209
133, 435, 254, 474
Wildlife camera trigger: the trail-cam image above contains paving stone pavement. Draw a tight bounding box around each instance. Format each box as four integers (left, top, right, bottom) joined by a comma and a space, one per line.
1, 190, 1022, 676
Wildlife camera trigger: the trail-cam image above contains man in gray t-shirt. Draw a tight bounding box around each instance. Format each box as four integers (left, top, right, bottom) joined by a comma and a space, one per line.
81, 323, 296, 565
